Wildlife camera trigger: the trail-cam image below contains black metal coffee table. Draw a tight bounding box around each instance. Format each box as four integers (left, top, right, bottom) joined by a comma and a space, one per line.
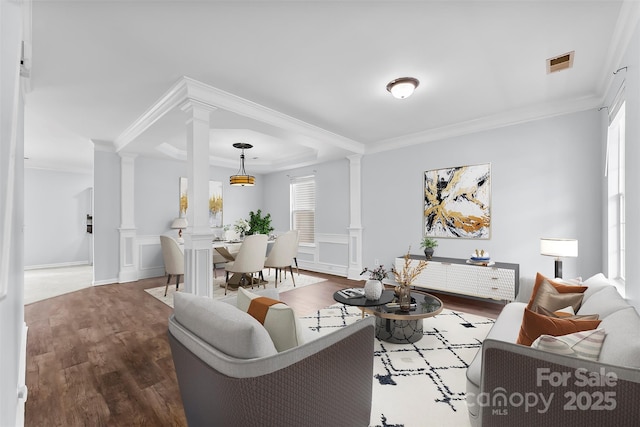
362, 291, 443, 343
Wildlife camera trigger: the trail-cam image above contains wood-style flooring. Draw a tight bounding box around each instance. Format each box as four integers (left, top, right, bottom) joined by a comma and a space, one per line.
24, 270, 503, 426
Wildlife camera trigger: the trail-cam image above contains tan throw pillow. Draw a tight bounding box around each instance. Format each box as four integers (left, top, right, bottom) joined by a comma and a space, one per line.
528, 273, 587, 313
531, 328, 606, 361
517, 307, 602, 346
536, 306, 599, 321
237, 287, 305, 352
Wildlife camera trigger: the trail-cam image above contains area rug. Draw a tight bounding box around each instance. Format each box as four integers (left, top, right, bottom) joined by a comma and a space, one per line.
299, 304, 495, 427
145, 271, 326, 308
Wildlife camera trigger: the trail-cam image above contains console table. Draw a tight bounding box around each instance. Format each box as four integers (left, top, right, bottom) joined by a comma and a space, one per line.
394, 255, 519, 302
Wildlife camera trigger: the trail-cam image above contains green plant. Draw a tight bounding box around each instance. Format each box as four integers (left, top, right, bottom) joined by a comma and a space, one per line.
360, 265, 390, 282
246, 209, 274, 235
420, 236, 438, 249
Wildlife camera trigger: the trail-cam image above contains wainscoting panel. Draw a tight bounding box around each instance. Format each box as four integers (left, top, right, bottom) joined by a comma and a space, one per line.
298, 233, 349, 277
137, 235, 165, 280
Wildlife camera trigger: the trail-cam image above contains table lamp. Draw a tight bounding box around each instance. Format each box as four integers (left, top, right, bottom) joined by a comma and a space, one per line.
171, 217, 188, 243
540, 238, 578, 278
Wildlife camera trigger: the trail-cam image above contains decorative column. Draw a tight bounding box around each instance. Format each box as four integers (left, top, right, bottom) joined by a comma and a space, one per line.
181, 100, 216, 297
347, 154, 364, 279
118, 153, 138, 283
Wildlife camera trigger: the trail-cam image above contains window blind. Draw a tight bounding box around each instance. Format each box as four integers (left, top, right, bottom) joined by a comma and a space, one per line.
290, 176, 315, 245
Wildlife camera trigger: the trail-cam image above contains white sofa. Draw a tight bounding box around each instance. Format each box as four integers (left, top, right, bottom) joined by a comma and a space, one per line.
466, 273, 640, 426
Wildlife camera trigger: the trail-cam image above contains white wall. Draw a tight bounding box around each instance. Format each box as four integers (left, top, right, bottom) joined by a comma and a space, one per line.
361, 110, 602, 282
0, 1, 26, 425
24, 168, 92, 268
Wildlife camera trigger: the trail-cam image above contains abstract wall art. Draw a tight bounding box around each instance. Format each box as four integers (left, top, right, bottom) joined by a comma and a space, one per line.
423, 163, 491, 239
178, 177, 223, 228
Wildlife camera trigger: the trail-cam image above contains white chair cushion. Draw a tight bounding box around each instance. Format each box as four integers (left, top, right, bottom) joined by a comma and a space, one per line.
173, 292, 277, 359
237, 287, 305, 352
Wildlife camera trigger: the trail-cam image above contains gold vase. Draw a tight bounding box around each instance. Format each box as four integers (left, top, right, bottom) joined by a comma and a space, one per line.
398, 284, 412, 311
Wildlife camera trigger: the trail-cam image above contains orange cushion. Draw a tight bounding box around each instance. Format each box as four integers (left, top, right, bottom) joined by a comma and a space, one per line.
527, 272, 588, 312
517, 307, 602, 346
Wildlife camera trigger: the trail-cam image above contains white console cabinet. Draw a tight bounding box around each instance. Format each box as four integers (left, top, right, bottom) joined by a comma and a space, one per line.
394, 255, 519, 302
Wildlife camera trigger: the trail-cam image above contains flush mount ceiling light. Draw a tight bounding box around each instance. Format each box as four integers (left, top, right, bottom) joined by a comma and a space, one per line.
386, 77, 420, 99
230, 142, 255, 186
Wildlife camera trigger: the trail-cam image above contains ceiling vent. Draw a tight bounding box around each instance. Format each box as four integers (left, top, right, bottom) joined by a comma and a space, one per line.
547, 51, 574, 74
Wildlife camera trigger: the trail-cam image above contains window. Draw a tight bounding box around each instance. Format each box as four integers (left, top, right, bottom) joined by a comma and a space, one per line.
290, 176, 315, 245
606, 95, 625, 292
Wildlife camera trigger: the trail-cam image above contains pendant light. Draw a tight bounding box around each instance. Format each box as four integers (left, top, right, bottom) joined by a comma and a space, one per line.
230, 143, 255, 186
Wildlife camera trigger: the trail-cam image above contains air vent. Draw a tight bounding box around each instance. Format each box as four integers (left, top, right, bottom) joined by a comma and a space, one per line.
547, 51, 574, 74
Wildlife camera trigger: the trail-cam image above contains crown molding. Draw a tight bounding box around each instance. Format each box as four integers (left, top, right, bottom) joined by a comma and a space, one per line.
367, 95, 601, 154
115, 76, 365, 156
596, 0, 640, 98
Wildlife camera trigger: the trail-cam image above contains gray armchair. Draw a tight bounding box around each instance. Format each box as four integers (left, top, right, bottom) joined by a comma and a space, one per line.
168, 290, 375, 427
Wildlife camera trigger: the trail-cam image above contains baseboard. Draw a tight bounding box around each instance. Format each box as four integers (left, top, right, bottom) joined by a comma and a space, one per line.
24, 261, 91, 270
300, 261, 348, 277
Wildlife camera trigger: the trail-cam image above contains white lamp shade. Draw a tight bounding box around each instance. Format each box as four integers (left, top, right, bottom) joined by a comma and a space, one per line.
540, 238, 578, 258
171, 217, 188, 229
389, 82, 416, 99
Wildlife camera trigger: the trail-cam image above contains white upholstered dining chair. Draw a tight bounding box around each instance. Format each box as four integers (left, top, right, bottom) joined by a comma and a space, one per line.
224, 234, 269, 295
160, 235, 184, 297
264, 231, 298, 287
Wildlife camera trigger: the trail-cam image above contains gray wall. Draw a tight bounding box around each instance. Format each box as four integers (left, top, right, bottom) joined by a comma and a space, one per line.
93, 154, 265, 282
264, 110, 603, 283
93, 150, 121, 284
362, 110, 602, 282
24, 168, 92, 268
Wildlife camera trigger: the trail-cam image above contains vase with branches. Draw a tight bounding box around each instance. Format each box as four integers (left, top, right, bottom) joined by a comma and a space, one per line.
392, 249, 428, 311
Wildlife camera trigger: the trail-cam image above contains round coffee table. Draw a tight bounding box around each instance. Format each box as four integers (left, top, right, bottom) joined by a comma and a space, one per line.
362, 290, 443, 343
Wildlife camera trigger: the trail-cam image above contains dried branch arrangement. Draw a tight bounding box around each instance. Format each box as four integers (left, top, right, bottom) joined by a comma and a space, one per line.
392, 249, 428, 286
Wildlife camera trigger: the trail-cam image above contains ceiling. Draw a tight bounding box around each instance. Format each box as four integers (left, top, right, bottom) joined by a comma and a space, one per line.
23, 1, 637, 175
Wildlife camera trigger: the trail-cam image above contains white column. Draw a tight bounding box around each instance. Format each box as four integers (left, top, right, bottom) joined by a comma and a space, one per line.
118, 153, 138, 283
347, 154, 364, 279
181, 100, 216, 297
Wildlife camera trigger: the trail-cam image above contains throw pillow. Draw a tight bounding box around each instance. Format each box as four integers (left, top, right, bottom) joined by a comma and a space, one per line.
536, 306, 599, 321
527, 273, 588, 313
517, 307, 602, 346
531, 328, 606, 361
237, 287, 305, 352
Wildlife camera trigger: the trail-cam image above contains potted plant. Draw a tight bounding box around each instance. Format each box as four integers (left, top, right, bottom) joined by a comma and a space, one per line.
420, 236, 438, 259
360, 265, 389, 300
246, 209, 274, 235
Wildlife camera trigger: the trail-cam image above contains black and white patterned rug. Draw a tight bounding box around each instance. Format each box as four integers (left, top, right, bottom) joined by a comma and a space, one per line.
299, 304, 495, 427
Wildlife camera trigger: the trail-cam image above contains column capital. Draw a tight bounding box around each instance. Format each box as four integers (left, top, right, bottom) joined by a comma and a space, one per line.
180, 99, 217, 121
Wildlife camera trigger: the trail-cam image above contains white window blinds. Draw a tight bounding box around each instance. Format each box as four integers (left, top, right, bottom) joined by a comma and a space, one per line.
290, 176, 315, 245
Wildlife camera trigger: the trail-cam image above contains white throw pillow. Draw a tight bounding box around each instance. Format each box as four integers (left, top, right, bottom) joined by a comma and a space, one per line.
237, 287, 305, 352
531, 328, 606, 361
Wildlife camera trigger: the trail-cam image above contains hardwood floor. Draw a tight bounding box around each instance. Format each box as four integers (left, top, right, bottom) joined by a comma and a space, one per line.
24, 270, 502, 426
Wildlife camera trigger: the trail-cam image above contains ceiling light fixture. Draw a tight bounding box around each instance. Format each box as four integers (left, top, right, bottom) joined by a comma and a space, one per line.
386, 77, 420, 99
230, 142, 255, 187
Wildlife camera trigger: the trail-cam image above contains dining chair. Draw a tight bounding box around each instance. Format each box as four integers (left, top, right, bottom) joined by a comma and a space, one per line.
224, 234, 269, 295
264, 231, 298, 287
212, 249, 227, 278
160, 235, 184, 297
